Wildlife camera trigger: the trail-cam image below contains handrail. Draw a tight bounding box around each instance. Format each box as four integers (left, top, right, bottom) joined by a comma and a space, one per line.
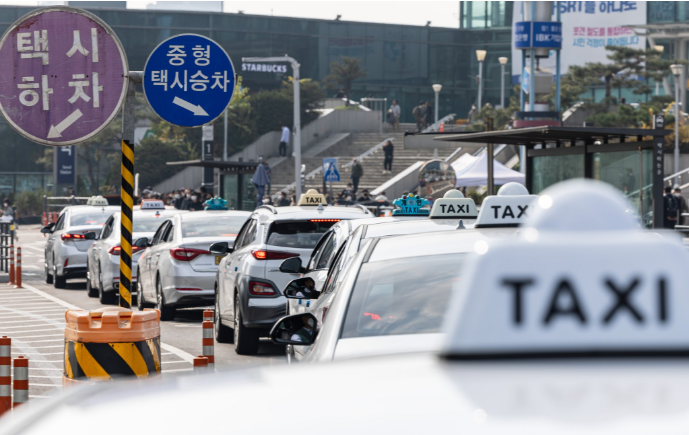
663, 166, 689, 182
443, 147, 464, 163
422, 113, 456, 133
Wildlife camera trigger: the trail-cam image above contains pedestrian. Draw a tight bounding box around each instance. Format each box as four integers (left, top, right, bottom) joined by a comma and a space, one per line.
375, 191, 388, 202
181, 189, 193, 210
3, 198, 14, 221
173, 190, 183, 209
334, 88, 346, 98
664, 185, 679, 229
263, 159, 272, 196
424, 101, 433, 129
350, 159, 364, 196
389, 99, 401, 132
339, 183, 354, 200
468, 104, 477, 123
675, 186, 688, 225
382, 140, 394, 174
279, 124, 290, 157
252, 159, 270, 207
412, 101, 426, 132
357, 190, 372, 202
277, 191, 290, 207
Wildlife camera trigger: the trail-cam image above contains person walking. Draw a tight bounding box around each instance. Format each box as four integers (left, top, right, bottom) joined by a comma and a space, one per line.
390, 100, 401, 132
260, 156, 272, 196
468, 104, 477, 124
279, 124, 290, 157
382, 140, 394, 174
188, 193, 204, 211
350, 159, 364, 196
252, 159, 270, 207
675, 186, 688, 225
664, 185, 679, 229
277, 192, 290, 207
412, 101, 426, 132
424, 101, 433, 129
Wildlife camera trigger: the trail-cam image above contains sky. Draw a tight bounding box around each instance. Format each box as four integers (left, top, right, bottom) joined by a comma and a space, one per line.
1, 0, 462, 28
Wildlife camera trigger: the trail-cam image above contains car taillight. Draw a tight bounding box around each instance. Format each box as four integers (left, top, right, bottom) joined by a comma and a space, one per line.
108, 245, 143, 256
249, 281, 275, 296
250, 250, 299, 260
61, 232, 87, 241
169, 247, 209, 261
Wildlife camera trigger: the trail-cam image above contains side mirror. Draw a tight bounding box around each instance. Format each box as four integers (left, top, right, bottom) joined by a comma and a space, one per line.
133, 237, 150, 249
279, 256, 304, 274
84, 231, 97, 240
270, 313, 318, 346
283, 277, 319, 300
40, 223, 55, 234
209, 241, 232, 255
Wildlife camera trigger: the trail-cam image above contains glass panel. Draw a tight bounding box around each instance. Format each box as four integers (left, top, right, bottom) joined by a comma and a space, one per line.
267, 221, 338, 249
531, 154, 584, 194
648, 2, 677, 23
472, 1, 487, 29
488, 1, 507, 27
593, 150, 653, 228
16, 174, 43, 194
240, 173, 256, 211
221, 174, 239, 210
0, 175, 13, 199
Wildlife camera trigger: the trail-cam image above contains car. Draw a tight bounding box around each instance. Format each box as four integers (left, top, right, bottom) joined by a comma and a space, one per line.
213, 189, 373, 355
278, 185, 535, 362
9, 180, 681, 435
136, 209, 251, 320
85, 201, 187, 304
41, 196, 119, 289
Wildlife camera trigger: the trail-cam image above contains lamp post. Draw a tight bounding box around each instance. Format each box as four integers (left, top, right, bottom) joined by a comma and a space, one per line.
671, 64, 684, 185
476, 50, 487, 109
432, 84, 442, 124
498, 57, 508, 109
655, 45, 665, 96
243, 55, 302, 199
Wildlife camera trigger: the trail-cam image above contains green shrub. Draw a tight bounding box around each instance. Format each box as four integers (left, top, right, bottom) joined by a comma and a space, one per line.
15, 189, 49, 216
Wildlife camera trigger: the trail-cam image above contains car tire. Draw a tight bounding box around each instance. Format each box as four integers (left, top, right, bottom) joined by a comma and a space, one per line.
53, 260, 66, 289
45, 261, 53, 284
86, 265, 98, 298
98, 275, 116, 304
233, 295, 259, 355
156, 277, 176, 321
215, 288, 233, 343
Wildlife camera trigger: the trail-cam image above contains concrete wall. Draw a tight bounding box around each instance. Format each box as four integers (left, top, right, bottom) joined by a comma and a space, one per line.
152, 165, 203, 193
371, 161, 423, 199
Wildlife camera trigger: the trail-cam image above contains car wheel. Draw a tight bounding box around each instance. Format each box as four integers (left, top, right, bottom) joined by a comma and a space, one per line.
233, 295, 259, 355
53, 259, 66, 289
98, 273, 116, 305
86, 264, 98, 298
156, 277, 176, 321
45, 260, 53, 284
214, 288, 233, 343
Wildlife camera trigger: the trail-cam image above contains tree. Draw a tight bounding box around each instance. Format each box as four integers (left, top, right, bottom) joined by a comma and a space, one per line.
323, 56, 367, 105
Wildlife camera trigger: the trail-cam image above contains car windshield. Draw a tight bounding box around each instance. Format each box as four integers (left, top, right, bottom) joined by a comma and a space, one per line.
267, 220, 338, 249
69, 210, 113, 226
181, 215, 247, 237
341, 254, 464, 338
133, 216, 169, 232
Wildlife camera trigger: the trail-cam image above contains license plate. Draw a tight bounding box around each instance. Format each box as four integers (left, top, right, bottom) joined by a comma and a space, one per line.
215, 255, 224, 265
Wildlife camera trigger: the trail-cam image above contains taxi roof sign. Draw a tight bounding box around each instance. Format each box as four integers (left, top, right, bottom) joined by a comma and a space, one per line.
442, 180, 689, 359
429, 190, 477, 219
298, 189, 327, 206
204, 197, 229, 210
140, 199, 165, 210
392, 193, 430, 216
475, 183, 537, 228
87, 196, 109, 206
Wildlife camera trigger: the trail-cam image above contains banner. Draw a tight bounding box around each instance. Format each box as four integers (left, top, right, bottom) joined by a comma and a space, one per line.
511, 1, 647, 82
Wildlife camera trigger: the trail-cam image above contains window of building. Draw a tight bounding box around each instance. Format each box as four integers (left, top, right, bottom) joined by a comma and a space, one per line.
648, 2, 677, 23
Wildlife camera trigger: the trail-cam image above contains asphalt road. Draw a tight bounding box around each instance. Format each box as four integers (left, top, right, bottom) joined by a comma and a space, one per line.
1, 226, 286, 401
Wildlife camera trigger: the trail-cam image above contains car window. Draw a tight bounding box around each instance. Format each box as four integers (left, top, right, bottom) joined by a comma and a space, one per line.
54, 213, 66, 231
307, 232, 333, 270
151, 221, 170, 245
164, 224, 175, 243
69, 209, 113, 226
101, 217, 113, 239
133, 216, 169, 232
321, 243, 348, 294
181, 215, 247, 238
266, 220, 338, 250
341, 254, 464, 338
243, 219, 257, 246
315, 233, 337, 270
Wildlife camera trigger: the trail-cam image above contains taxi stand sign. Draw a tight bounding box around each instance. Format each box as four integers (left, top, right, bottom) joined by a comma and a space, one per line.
442, 180, 689, 359
429, 190, 477, 220
392, 193, 430, 216
298, 189, 327, 206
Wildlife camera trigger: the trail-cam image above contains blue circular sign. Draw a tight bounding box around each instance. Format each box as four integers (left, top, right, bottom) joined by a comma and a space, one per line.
143, 34, 236, 127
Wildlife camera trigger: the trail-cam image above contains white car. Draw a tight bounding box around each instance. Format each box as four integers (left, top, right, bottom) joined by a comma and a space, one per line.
42, 197, 118, 289
213, 190, 373, 355
137, 210, 251, 320
9, 180, 687, 435
85, 206, 187, 304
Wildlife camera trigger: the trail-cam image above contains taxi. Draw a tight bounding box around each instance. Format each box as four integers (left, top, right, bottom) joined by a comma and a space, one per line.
7, 180, 682, 434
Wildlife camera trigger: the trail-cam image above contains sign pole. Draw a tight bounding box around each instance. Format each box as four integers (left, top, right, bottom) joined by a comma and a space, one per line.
119, 71, 142, 309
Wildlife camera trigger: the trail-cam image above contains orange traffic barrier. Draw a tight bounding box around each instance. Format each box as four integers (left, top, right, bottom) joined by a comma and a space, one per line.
0, 337, 10, 416
440, 123, 445, 132
13, 247, 21, 289
202, 320, 214, 368
7, 245, 13, 286
41, 212, 46, 227
193, 356, 208, 374
12, 356, 27, 408
63, 307, 161, 385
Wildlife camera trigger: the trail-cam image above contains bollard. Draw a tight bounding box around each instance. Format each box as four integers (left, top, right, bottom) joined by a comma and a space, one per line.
41, 212, 46, 227
13, 356, 28, 408
13, 247, 21, 289
63, 307, 161, 385
202, 320, 214, 369
0, 337, 10, 416
203, 309, 214, 324
193, 356, 208, 374
7, 245, 13, 286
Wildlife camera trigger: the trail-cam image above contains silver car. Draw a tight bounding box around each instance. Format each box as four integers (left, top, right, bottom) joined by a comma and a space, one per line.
42, 202, 119, 289
85, 208, 186, 304
137, 210, 251, 320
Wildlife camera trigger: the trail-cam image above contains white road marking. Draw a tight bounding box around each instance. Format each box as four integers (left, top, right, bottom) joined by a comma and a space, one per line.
161, 343, 194, 364
12, 345, 63, 349
29, 375, 62, 379
13, 338, 64, 343
161, 368, 193, 373
161, 360, 192, 365
30, 386, 60, 389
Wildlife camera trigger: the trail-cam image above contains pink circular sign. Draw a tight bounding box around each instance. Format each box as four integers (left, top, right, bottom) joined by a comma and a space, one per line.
0, 6, 128, 146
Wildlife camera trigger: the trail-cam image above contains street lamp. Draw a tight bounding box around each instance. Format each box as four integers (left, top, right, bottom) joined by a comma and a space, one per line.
671, 63, 684, 185
476, 50, 487, 109
654, 45, 665, 96
243, 55, 302, 199
498, 57, 508, 109
432, 84, 442, 124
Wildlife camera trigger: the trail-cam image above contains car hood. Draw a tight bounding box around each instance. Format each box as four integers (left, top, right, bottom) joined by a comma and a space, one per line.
333, 334, 445, 361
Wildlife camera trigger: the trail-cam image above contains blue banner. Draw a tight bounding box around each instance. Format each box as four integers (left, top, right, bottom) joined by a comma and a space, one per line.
56, 146, 75, 184
514, 21, 562, 50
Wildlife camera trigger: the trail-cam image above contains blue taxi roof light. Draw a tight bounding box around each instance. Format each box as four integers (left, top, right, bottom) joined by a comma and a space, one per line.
204, 197, 229, 210
391, 193, 430, 216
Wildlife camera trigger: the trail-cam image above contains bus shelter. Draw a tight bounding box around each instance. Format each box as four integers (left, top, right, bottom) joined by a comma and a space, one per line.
435, 125, 671, 229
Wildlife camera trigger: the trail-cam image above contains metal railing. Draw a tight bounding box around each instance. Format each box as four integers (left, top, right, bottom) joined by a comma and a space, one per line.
0, 222, 14, 273
43, 196, 91, 216
422, 113, 456, 133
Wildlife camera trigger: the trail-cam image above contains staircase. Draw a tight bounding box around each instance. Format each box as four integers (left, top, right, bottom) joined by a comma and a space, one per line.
269, 132, 455, 197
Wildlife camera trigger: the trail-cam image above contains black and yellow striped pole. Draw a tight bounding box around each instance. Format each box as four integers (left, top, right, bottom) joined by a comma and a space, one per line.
120, 72, 143, 308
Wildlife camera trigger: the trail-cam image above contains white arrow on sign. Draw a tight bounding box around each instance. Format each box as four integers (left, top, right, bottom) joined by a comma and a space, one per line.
47, 109, 83, 138
173, 97, 209, 116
